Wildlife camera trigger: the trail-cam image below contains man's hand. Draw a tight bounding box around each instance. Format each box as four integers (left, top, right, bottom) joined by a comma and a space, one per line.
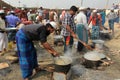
71, 33, 77, 39
51, 52, 59, 57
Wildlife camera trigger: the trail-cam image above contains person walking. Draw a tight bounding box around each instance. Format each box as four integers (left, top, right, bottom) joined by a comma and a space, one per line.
107, 9, 118, 36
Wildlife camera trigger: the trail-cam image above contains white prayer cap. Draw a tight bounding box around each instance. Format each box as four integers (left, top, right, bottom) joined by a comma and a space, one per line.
93, 10, 97, 13
30, 9, 32, 11
50, 21, 58, 29
21, 8, 25, 10
3, 7, 6, 9
79, 7, 86, 10
0, 10, 5, 14
10, 11, 15, 13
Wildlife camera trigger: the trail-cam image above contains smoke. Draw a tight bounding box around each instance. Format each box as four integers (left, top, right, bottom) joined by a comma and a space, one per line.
71, 64, 86, 77
62, 45, 86, 77
64, 44, 78, 56
63, 45, 82, 65
64, 48, 73, 57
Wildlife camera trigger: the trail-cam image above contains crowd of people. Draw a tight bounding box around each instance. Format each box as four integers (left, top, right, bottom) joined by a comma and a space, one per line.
112, 3, 120, 9
0, 5, 120, 80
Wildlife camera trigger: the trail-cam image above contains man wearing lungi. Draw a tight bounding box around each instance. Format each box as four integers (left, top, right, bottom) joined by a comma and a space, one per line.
88, 10, 102, 40
75, 7, 89, 52
16, 21, 59, 80
107, 9, 118, 36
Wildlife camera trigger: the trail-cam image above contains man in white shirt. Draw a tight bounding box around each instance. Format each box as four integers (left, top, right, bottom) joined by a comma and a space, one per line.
0, 10, 8, 55
75, 7, 89, 52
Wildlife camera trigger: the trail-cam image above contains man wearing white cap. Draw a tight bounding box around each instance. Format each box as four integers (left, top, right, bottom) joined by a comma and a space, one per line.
16, 21, 59, 80
88, 9, 102, 39
0, 10, 8, 55
75, 7, 89, 52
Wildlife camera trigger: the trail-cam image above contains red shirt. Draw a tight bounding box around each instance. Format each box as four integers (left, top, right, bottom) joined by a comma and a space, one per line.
88, 14, 102, 26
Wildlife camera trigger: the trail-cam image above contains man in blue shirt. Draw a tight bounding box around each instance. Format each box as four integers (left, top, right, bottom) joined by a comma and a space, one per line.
6, 11, 21, 47
6, 11, 21, 28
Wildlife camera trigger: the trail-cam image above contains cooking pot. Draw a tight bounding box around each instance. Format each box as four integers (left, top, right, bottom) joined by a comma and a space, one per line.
83, 51, 106, 61
83, 51, 106, 69
92, 40, 104, 49
54, 35, 63, 40
54, 56, 72, 74
54, 35, 63, 46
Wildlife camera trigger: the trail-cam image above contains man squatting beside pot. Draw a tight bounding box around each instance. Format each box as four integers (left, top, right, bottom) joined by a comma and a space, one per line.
16, 21, 59, 80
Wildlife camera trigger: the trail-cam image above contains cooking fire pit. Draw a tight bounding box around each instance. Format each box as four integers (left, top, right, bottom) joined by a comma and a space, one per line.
82, 51, 107, 69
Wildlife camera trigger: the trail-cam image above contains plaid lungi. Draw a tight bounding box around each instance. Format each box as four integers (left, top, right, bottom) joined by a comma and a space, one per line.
16, 29, 38, 79
91, 26, 100, 40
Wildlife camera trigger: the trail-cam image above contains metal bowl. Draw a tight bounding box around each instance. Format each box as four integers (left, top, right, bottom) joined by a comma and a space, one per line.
100, 30, 110, 34
54, 35, 63, 39
92, 40, 104, 44
92, 40, 104, 49
54, 56, 72, 74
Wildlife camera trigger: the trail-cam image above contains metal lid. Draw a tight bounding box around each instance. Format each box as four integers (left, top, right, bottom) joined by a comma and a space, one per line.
100, 30, 110, 33
92, 40, 104, 44
83, 51, 106, 61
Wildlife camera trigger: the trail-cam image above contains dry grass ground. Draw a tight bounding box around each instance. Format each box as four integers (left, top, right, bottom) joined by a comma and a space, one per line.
0, 22, 120, 80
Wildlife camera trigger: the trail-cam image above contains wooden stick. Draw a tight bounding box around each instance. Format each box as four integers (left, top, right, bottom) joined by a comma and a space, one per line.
77, 38, 93, 50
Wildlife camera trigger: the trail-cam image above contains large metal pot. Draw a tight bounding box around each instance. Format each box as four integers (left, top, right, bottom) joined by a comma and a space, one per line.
54, 56, 72, 74
92, 40, 104, 50
83, 51, 106, 61
54, 35, 63, 40
54, 35, 63, 46
83, 51, 106, 69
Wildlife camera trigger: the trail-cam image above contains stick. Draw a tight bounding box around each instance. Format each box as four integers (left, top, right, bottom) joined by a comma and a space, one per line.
76, 38, 93, 50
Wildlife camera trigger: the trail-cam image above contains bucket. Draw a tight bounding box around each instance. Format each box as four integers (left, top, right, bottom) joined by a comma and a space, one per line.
54, 56, 72, 74
92, 40, 104, 49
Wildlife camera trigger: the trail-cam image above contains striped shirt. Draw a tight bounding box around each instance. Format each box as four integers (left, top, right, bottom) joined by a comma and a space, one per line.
62, 12, 76, 36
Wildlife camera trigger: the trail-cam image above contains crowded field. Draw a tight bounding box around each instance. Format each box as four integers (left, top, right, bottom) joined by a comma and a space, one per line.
0, 0, 120, 80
